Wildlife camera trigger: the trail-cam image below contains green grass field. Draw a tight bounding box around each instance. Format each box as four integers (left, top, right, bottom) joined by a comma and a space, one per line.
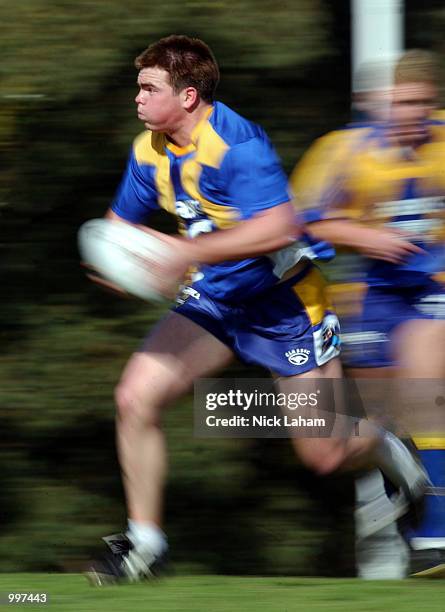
0, 575, 444, 612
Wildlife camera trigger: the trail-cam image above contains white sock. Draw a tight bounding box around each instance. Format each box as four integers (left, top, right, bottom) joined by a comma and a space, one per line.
355, 469, 403, 539
127, 519, 168, 556
356, 469, 388, 506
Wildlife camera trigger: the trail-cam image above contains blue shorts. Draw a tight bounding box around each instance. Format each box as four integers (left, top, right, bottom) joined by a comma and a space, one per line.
342, 278, 445, 368
173, 265, 341, 376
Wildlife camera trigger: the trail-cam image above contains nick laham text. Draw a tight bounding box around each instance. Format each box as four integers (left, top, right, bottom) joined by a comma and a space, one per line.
206, 415, 326, 427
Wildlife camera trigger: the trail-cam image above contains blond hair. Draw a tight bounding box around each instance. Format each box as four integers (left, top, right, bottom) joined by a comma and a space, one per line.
394, 49, 438, 85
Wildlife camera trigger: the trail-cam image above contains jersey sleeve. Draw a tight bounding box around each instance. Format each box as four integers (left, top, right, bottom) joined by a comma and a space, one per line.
222, 134, 290, 219
111, 145, 160, 223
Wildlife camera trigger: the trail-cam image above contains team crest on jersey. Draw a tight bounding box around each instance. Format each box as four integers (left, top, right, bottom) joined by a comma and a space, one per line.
175, 199, 203, 220
175, 199, 215, 238
285, 348, 310, 366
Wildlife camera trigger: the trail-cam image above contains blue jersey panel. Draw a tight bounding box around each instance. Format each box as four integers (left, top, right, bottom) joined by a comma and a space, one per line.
220, 136, 290, 219
111, 149, 159, 222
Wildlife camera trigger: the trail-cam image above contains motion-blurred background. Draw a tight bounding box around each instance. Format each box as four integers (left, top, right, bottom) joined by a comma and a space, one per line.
0, 0, 443, 575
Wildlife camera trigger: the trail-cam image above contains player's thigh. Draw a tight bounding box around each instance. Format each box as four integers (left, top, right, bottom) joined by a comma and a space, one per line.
275, 358, 349, 472
116, 312, 234, 418
275, 357, 342, 417
391, 318, 445, 377
388, 319, 445, 434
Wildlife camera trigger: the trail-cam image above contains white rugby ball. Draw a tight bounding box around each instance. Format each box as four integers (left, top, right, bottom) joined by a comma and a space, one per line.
78, 218, 175, 302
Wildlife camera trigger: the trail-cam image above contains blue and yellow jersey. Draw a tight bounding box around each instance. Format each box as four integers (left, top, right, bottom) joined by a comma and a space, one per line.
290, 121, 445, 287
111, 101, 299, 301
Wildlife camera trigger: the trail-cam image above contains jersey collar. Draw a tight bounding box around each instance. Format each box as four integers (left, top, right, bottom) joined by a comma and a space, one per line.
165, 105, 214, 156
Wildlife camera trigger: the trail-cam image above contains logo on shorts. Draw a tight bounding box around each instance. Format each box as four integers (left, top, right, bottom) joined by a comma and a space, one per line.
321, 321, 341, 354
285, 348, 310, 366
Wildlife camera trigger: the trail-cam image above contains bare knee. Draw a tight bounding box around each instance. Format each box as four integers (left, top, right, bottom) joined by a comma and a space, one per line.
114, 381, 161, 428
114, 352, 190, 427
293, 439, 347, 475
294, 436, 378, 475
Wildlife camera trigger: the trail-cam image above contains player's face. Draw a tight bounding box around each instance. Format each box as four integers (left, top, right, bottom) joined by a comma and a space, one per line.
389, 81, 438, 145
135, 67, 184, 132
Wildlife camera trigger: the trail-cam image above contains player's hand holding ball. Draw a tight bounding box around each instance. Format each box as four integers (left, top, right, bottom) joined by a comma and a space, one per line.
78, 219, 191, 301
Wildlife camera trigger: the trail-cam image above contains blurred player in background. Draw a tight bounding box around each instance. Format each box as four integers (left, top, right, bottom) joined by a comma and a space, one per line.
302, 58, 411, 580
351, 59, 411, 581
85, 36, 428, 585
291, 49, 445, 578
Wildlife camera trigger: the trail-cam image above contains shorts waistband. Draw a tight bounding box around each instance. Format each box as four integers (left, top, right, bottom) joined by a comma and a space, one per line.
277, 262, 314, 288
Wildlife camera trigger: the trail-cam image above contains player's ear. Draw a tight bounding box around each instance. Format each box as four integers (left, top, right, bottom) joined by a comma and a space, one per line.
182, 87, 199, 110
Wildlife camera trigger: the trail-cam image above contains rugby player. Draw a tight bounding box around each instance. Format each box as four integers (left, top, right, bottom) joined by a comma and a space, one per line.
85, 36, 428, 584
